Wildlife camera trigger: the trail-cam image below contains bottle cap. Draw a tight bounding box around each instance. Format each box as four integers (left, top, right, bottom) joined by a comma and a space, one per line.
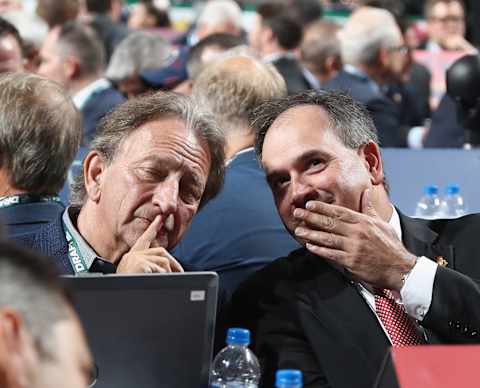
276, 369, 303, 387
446, 183, 460, 195
226, 328, 250, 345
424, 185, 439, 195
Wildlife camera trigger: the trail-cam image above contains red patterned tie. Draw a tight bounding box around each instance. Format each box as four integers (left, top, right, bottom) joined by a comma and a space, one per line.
374, 288, 425, 347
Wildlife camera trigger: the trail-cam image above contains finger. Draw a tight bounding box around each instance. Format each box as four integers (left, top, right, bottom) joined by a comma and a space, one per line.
305, 243, 347, 264
304, 201, 359, 223
131, 216, 160, 251
140, 248, 184, 273
360, 188, 377, 217
295, 228, 345, 250
293, 208, 352, 236
141, 263, 167, 274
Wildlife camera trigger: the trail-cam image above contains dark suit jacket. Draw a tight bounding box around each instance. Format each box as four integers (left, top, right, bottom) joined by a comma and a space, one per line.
324, 70, 405, 147
272, 56, 313, 95
173, 149, 299, 301
0, 200, 65, 238
425, 93, 464, 148
230, 212, 480, 388
81, 85, 125, 146
11, 207, 73, 275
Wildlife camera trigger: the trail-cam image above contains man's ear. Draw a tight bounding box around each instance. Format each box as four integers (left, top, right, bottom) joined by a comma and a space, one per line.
0, 309, 35, 388
62, 55, 80, 81
83, 151, 106, 203
358, 141, 384, 186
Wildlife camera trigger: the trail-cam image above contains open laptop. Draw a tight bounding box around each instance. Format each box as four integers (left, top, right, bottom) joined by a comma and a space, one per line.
63, 272, 218, 388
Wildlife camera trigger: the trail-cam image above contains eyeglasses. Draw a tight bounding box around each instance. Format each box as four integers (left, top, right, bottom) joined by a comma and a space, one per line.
429, 15, 464, 23
387, 45, 409, 56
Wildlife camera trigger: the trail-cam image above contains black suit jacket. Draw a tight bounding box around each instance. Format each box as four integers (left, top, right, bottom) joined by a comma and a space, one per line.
272, 56, 312, 95
324, 70, 405, 147
230, 212, 480, 388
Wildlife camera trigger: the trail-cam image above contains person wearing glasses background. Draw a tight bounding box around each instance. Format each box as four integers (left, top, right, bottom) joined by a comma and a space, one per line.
0, 242, 96, 388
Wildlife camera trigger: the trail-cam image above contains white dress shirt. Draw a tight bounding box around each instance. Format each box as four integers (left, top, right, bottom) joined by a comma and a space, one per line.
355, 206, 438, 344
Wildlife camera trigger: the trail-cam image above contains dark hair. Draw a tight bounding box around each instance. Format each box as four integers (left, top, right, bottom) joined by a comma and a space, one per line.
36, 0, 79, 28
141, 0, 171, 27
0, 241, 71, 360
0, 16, 23, 48
86, 0, 111, 14
187, 32, 246, 80
58, 20, 106, 77
290, 0, 324, 25
0, 72, 82, 194
256, 3, 303, 50
251, 90, 378, 160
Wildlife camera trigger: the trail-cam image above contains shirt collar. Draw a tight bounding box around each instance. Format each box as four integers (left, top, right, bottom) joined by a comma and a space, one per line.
263, 51, 296, 64
226, 147, 254, 166
72, 78, 111, 110
62, 206, 100, 270
343, 64, 381, 95
389, 205, 402, 241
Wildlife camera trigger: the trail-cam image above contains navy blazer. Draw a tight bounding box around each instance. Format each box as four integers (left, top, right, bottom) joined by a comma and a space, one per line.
172, 149, 299, 301
272, 56, 313, 95
81, 85, 125, 146
324, 70, 405, 147
425, 93, 464, 148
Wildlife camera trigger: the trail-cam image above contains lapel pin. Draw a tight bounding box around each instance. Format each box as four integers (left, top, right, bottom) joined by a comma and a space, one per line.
435, 256, 448, 267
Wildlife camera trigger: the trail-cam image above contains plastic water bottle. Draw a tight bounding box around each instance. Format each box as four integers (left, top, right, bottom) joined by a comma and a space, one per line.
210, 328, 261, 388
414, 185, 441, 219
438, 184, 467, 218
276, 369, 303, 388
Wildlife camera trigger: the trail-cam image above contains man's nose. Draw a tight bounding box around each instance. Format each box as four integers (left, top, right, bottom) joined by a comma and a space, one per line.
291, 178, 318, 209
152, 178, 179, 214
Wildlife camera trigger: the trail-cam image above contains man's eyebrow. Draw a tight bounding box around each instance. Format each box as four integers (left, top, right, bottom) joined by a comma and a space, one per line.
265, 149, 325, 178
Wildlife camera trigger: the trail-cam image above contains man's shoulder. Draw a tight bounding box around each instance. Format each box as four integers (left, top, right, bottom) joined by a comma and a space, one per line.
324, 71, 382, 105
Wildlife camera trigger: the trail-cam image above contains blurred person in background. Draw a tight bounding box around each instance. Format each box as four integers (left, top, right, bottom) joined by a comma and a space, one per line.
128, 0, 171, 30
36, 0, 80, 30
173, 52, 299, 314
0, 0, 20, 13
0, 16, 24, 73
106, 31, 172, 98
300, 19, 342, 89
324, 6, 409, 147
0, 72, 81, 239
0, 242, 94, 388
83, 0, 128, 61
421, 0, 476, 52
250, 1, 313, 94
18, 92, 225, 276
290, 0, 324, 27
37, 21, 125, 146
180, 32, 246, 94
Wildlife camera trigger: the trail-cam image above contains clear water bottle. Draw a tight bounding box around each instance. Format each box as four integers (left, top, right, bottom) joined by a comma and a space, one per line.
210, 328, 261, 388
276, 369, 303, 388
414, 185, 441, 219
439, 183, 467, 219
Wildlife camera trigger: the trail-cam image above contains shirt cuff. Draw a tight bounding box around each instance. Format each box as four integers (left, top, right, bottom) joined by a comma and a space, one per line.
400, 256, 438, 321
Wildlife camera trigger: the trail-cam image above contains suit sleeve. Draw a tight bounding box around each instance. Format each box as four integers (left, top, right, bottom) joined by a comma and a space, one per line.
422, 265, 480, 343
229, 268, 331, 388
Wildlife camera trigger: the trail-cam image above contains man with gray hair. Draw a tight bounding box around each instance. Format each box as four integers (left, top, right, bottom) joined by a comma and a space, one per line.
106, 31, 173, 98
21, 91, 225, 276
324, 6, 409, 147
0, 242, 95, 388
37, 20, 125, 145
231, 89, 480, 387
0, 72, 81, 240
173, 53, 299, 312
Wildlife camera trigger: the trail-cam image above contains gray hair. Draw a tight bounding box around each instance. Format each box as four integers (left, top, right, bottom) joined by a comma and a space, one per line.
71, 91, 226, 208
252, 89, 378, 160
57, 20, 106, 78
339, 7, 402, 66
0, 72, 82, 194
106, 31, 173, 82
196, 0, 243, 31
0, 242, 71, 360
193, 52, 286, 132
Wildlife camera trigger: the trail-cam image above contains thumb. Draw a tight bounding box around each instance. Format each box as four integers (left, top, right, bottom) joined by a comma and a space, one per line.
361, 188, 377, 217
131, 216, 160, 251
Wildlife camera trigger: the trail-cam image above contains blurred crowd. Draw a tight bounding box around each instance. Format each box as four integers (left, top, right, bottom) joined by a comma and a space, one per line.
0, 0, 476, 148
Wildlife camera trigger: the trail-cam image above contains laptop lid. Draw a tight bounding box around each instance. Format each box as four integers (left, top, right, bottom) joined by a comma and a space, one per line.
63, 272, 218, 388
